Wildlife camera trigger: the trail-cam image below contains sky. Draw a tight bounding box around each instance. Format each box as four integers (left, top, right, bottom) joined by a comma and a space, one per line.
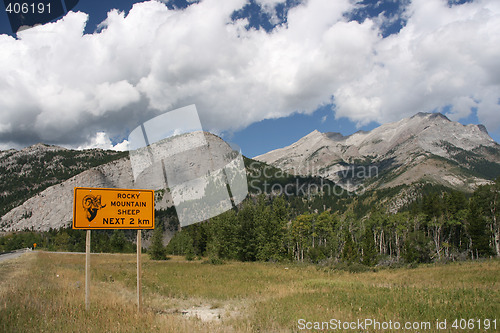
0, 0, 499, 158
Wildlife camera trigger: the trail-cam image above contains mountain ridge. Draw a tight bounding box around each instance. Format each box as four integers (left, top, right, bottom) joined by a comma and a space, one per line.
255, 112, 500, 191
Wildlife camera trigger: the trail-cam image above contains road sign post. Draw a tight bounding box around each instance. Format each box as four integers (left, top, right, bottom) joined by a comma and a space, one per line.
73, 187, 154, 312
85, 230, 90, 310
137, 230, 142, 312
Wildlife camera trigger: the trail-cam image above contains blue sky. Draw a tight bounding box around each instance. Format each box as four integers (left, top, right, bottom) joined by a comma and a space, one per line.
226, 105, 379, 157
0, 0, 498, 156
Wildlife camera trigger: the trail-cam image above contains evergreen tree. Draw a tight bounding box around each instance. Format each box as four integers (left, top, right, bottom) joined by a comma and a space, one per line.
361, 227, 377, 266
184, 236, 195, 261
473, 178, 500, 257
166, 229, 192, 255
149, 225, 167, 260
206, 210, 238, 260
110, 230, 126, 252
237, 202, 258, 261
467, 197, 493, 258
185, 223, 208, 256
403, 230, 431, 263
341, 233, 359, 263
256, 195, 288, 261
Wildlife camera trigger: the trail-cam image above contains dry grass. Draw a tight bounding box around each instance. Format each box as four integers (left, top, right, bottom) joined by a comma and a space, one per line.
0, 252, 498, 332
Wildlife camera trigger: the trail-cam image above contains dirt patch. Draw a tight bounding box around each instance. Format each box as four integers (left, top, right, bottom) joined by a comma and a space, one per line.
181, 305, 224, 321
149, 297, 246, 323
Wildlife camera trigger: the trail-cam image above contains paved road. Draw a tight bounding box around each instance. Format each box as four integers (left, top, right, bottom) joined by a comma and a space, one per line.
0, 248, 31, 263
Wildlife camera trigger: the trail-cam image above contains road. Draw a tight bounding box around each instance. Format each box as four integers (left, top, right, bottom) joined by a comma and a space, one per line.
0, 248, 31, 263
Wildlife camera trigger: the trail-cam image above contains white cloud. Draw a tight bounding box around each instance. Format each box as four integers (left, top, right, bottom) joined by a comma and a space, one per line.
94, 81, 141, 114
112, 140, 130, 151
77, 132, 129, 151
254, 0, 287, 25
0, 0, 499, 149
447, 96, 477, 121
334, 0, 500, 131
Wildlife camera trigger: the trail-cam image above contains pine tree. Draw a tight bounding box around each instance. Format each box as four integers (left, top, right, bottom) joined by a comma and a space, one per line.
467, 197, 492, 258
149, 224, 167, 260
342, 233, 359, 263
403, 230, 431, 263
110, 230, 126, 252
361, 227, 377, 266
256, 195, 288, 261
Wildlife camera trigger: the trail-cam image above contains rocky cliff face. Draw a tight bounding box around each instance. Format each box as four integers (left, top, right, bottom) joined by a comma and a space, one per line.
255, 113, 500, 190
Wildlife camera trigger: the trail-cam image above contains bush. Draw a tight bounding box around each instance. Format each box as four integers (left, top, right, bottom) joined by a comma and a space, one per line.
333, 262, 372, 273
307, 246, 328, 264
185, 248, 195, 261
202, 256, 225, 265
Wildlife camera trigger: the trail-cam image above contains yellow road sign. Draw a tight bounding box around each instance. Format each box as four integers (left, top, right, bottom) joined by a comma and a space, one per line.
73, 187, 154, 229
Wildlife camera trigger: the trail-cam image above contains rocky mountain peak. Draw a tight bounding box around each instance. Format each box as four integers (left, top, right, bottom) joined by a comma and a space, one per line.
256, 112, 500, 191
325, 132, 345, 141
23, 143, 67, 154
477, 124, 489, 134
299, 129, 323, 142
412, 112, 450, 121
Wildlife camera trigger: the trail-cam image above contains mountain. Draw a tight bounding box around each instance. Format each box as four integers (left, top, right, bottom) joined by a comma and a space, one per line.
255, 112, 500, 191
0, 144, 127, 216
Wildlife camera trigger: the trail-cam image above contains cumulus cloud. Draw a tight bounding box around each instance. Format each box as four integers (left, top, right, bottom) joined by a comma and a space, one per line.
0, 0, 499, 150
334, 0, 500, 130
77, 132, 129, 151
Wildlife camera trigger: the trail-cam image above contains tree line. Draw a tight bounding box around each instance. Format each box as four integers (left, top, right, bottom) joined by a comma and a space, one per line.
163, 178, 500, 265
0, 228, 136, 254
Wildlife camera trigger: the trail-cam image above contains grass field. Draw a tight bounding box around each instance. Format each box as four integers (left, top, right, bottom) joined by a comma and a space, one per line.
0, 252, 498, 332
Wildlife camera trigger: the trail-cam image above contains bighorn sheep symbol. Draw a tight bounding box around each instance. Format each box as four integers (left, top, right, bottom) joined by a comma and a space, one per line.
82, 194, 106, 222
